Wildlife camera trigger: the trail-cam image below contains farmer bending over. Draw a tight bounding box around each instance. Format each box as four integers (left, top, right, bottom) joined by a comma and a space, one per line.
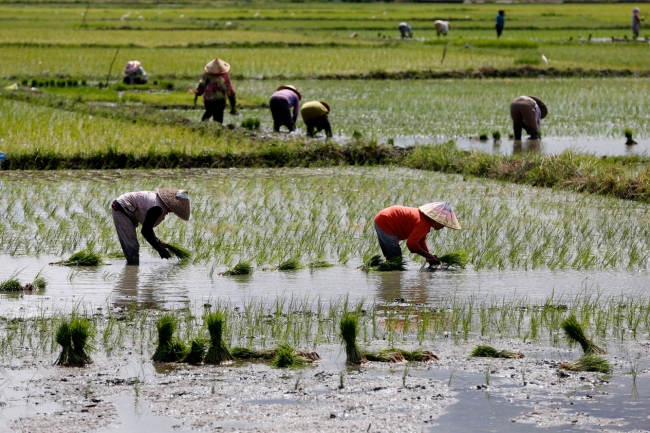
434, 20, 450, 37
300, 101, 333, 138
123, 61, 147, 85
373, 202, 461, 266
510, 95, 547, 141
398, 22, 413, 38
193, 58, 237, 124
270, 85, 301, 132
111, 189, 191, 265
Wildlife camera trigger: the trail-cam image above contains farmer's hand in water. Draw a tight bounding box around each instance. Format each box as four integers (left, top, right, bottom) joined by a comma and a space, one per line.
426, 253, 440, 266
158, 245, 171, 260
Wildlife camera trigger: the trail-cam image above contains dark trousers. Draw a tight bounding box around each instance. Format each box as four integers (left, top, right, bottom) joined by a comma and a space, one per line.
270, 97, 295, 132
496, 25, 504, 37
305, 116, 332, 137
202, 99, 227, 123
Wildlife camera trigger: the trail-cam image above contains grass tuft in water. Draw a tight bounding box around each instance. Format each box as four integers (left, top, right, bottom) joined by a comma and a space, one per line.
32, 274, 47, 290
277, 258, 303, 271
163, 243, 192, 261
152, 314, 187, 362
308, 259, 334, 269
241, 117, 261, 130
54, 317, 93, 367
471, 345, 524, 359
53, 249, 104, 266
204, 311, 234, 365
492, 131, 501, 141
222, 261, 253, 276
270, 343, 308, 368
364, 349, 406, 363
561, 314, 605, 354
439, 251, 469, 268
340, 312, 366, 365
182, 338, 208, 365
624, 128, 637, 145
394, 349, 440, 362
376, 257, 407, 271
559, 354, 612, 373
231, 347, 275, 359
0, 278, 23, 292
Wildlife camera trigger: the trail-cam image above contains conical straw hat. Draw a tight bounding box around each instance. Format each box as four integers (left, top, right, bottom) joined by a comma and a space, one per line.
418, 202, 461, 230
319, 101, 331, 113
157, 189, 191, 221
528, 96, 548, 119
124, 60, 141, 75
277, 84, 301, 100
204, 58, 230, 74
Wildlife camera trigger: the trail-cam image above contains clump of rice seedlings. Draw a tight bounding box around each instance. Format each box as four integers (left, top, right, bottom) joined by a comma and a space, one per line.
0, 278, 23, 292
624, 128, 637, 145
52, 249, 104, 266
561, 314, 605, 354
163, 243, 192, 261
231, 347, 275, 360
366, 254, 384, 267
492, 131, 501, 142
376, 257, 407, 272
297, 350, 321, 361
364, 349, 406, 363
32, 273, 47, 290
222, 261, 253, 276
479, 133, 489, 141
308, 259, 334, 269
270, 343, 308, 369
559, 354, 612, 373
340, 313, 366, 365
241, 117, 261, 130
182, 338, 208, 365
54, 318, 93, 367
471, 345, 524, 359
394, 349, 440, 362
204, 311, 234, 365
277, 258, 303, 271
152, 314, 187, 362
439, 251, 469, 268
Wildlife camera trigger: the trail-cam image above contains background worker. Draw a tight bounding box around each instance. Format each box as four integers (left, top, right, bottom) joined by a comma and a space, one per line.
123, 60, 147, 85
496, 10, 506, 38
300, 101, 333, 138
111, 189, 191, 266
434, 20, 450, 37
510, 95, 547, 141
270, 85, 301, 132
193, 58, 237, 124
373, 202, 461, 266
633, 7, 644, 38
398, 22, 413, 38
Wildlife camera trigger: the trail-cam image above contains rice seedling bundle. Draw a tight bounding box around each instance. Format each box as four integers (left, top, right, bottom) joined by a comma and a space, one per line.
277, 258, 303, 271
204, 311, 234, 365
376, 257, 408, 272
182, 338, 208, 365
308, 260, 334, 269
231, 347, 275, 360
222, 261, 253, 276
270, 343, 308, 369
364, 349, 406, 363
559, 354, 612, 373
340, 313, 366, 365
0, 278, 23, 292
152, 314, 187, 362
54, 318, 93, 367
561, 314, 605, 355
163, 243, 192, 261
471, 345, 524, 359
438, 251, 469, 268
32, 275, 47, 290
53, 250, 104, 266
394, 349, 440, 362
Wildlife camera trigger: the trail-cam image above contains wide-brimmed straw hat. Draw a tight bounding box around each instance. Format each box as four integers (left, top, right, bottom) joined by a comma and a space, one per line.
418, 202, 461, 230
204, 58, 230, 74
124, 60, 141, 75
277, 85, 301, 100
528, 96, 548, 119
319, 101, 331, 113
157, 189, 191, 221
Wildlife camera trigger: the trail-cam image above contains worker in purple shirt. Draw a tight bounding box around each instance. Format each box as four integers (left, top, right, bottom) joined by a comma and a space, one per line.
269, 85, 301, 132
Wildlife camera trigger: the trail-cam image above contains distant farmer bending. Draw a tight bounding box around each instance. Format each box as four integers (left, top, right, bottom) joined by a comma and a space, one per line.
398, 22, 413, 38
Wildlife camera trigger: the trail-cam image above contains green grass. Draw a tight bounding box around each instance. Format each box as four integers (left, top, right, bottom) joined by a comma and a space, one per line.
270, 342, 309, 368
438, 251, 469, 268
561, 314, 605, 355
559, 354, 613, 373
222, 262, 254, 276
163, 242, 192, 261
0, 278, 23, 292
52, 249, 104, 266
471, 345, 524, 359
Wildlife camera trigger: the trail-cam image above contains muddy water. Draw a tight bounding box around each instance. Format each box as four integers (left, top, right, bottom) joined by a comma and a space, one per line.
2, 254, 648, 315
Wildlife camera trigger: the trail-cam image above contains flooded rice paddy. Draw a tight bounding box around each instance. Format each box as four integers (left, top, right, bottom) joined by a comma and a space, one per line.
1, 167, 649, 432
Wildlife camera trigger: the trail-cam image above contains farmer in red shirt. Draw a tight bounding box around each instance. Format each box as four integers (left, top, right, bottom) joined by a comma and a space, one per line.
373, 202, 461, 266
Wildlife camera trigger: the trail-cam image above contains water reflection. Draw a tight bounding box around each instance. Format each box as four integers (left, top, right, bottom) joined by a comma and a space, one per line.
112, 264, 191, 309
513, 139, 541, 154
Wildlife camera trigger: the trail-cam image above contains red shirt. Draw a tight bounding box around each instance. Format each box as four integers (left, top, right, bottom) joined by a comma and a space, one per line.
374, 205, 433, 254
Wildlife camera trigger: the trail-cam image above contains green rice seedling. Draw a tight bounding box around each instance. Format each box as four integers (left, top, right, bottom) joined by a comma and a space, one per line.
492, 131, 501, 142
394, 349, 440, 362
163, 243, 192, 261
241, 118, 261, 130
53, 250, 104, 266
561, 314, 605, 354
366, 254, 384, 267
624, 128, 637, 145
340, 312, 366, 365
277, 258, 303, 271
152, 314, 187, 362
182, 338, 208, 365
231, 347, 276, 360
559, 354, 613, 373
308, 259, 334, 269
439, 251, 469, 268
364, 349, 406, 363
204, 311, 234, 365
54, 318, 93, 367
222, 261, 253, 276
479, 133, 489, 141
376, 257, 407, 272
270, 343, 308, 369
0, 278, 23, 292
471, 345, 524, 359
32, 274, 47, 290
